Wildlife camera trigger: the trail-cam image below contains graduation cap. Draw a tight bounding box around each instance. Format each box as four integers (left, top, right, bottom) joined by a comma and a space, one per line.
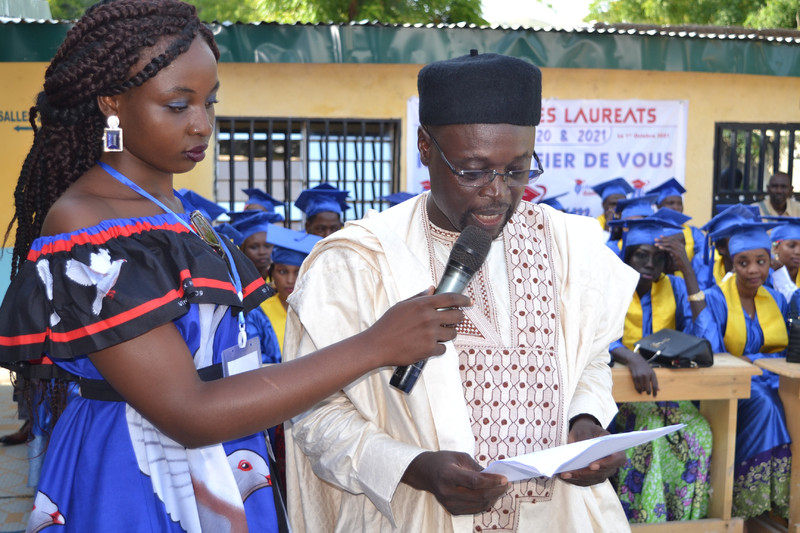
179, 189, 227, 221
591, 177, 634, 201
608, 214, 684, 255
714, 203, 761, 216
709, 221, 779, 258
295, 184, 351, 217
647, 178, 686, 205
266, 225, 322, 267
215, 223, 244, 246
615, 194, 658, 219
228, 211, 282, 242
538, 192, 568, 212
381, 191, 418, 207
242, 188, 284, 216
701, 204, 760, 235
764, 216, 800, 243
651, 207, 691, 226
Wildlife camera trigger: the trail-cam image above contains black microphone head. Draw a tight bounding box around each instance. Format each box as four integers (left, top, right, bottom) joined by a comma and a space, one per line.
451, 225, 492, 274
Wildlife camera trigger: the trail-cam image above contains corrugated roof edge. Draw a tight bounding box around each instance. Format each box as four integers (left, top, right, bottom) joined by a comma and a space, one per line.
1, 19, 799, 76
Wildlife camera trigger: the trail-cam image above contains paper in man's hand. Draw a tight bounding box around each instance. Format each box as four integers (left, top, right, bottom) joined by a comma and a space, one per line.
483, 424, 685, 482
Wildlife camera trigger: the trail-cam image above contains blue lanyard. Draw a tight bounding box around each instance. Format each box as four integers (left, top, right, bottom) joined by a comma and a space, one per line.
98, 161, 248, 347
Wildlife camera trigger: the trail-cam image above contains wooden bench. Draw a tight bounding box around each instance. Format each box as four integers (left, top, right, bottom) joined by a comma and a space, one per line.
611, 353, 761, 532
752, 357, 800, 533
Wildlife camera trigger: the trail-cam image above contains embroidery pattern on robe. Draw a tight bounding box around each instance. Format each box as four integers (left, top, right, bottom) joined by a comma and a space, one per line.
426, 205, 563, 533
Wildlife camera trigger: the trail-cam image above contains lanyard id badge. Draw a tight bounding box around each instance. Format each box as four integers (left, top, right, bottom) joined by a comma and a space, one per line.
221, 336, 262, 377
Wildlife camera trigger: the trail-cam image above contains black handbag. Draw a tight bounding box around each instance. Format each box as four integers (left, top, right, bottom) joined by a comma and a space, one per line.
633, 328, 714, 368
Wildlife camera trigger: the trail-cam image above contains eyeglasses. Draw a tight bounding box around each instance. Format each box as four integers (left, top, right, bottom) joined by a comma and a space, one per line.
424, 127, 544, 189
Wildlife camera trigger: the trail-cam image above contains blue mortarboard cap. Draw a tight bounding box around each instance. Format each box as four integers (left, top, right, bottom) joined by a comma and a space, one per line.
215, 223, 244, 246
538, 192, 568, 211
591, 177, 634, 201
763, 216, 800, 243
647, 178, 686, 205
381, 191, 418, 206
714, 203, 760, 216
242, 188, 283, 214
179, 189, 227, 221
615, 194, 658, 219
608, 215, 683, 253
295, 184, 351, 217
651, 207, 691, 226
228, 211, 281, 241
701, 204, 760, 235
710, 221, 779, 257
266, 225, 322, 267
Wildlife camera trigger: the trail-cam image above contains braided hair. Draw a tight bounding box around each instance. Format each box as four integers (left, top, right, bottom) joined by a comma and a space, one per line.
5, 0, 220, 279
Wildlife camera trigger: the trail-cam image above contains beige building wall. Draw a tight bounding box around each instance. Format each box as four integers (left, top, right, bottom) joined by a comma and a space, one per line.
2, 61, 799, 235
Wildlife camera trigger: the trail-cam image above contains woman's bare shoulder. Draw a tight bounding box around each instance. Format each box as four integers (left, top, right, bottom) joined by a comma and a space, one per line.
40, 175, 118, 237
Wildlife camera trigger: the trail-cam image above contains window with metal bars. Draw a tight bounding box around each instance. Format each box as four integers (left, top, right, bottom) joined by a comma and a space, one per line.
712, 122, 800, 213
215, 118, 401, 226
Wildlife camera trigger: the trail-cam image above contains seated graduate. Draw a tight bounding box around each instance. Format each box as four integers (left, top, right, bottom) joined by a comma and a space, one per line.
606, 195, 658, 256
226, 210, 284, 365
228, 209, 283, 280
295, 183, 350, 238
261, 225, 321, 353
591, 177, 634, 235
702, 220, 792, 521
607, 211, 717, 523
765, 217, 800, 302
692, 204, 760, 290
646, 178, 704, 262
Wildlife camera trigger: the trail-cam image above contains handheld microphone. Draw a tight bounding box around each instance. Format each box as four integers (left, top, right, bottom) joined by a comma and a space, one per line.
390, 225, 493, 393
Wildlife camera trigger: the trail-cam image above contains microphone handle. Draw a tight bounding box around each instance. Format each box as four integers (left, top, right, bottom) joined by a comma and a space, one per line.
389, 266, 475, 393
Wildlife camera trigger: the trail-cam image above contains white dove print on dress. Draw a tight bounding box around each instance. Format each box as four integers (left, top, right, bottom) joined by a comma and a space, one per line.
64, 248, 125, 315
227, 448, 272, 500
26, 490, 65, 533
35, 259, 61, 327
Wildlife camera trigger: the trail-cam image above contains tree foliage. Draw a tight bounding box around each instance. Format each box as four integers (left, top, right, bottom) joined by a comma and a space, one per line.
587, 0, 799, 29
47, 0, 485, 24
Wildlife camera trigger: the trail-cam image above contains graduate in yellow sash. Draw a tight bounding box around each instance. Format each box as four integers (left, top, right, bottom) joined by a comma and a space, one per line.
703, 221, 792, 522
692, 204, 760, 290
646, 178, 704, 262
607, 211, 717, 523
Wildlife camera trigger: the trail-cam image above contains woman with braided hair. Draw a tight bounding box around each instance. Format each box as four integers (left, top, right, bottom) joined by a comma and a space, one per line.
0, 1, 469, 531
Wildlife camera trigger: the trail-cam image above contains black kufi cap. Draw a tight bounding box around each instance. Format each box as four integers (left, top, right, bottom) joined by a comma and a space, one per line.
418, 50, 542, 126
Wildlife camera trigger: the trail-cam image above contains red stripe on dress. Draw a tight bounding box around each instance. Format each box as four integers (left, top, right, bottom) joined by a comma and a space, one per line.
27, 220, 191, 261
242, 277, 266, 298
0, 270, 244, 349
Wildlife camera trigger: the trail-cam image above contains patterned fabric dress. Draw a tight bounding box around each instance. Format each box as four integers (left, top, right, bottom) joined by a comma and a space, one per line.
0, 214, 281, 533
611, 274, 716, 523
704, 282, 791, 519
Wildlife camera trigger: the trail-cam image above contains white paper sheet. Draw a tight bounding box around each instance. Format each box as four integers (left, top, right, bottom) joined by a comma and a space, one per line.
483, 424, 686, 481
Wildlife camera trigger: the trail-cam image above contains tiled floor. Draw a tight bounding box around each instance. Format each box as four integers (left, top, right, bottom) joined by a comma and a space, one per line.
0, 372, 33, 533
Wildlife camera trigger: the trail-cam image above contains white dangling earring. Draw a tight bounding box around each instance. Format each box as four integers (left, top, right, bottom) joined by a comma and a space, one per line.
103, 115, 123, 152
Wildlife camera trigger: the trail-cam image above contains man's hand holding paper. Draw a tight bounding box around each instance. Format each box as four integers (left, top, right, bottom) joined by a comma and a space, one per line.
483, 424, 686, 483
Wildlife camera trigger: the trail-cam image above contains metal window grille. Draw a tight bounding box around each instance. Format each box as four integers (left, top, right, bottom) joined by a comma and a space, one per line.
712, 122, 800, 213
215, 118, 401, 226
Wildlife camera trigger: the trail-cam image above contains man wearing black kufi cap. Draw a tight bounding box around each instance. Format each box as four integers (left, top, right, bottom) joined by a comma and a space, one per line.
285, 51, 637, 532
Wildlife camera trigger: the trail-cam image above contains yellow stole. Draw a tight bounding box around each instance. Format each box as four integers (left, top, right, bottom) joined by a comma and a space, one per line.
682, 225, 695, 261
719, 275, 788, 356
622, 274, 676, 350
712, 255, 727, 285
260, 294, 287, 352
596, 213, 607, 230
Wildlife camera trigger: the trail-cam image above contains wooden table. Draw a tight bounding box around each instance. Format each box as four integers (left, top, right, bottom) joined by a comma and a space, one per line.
753, 357, 800, 533
612, 353, 761, 532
